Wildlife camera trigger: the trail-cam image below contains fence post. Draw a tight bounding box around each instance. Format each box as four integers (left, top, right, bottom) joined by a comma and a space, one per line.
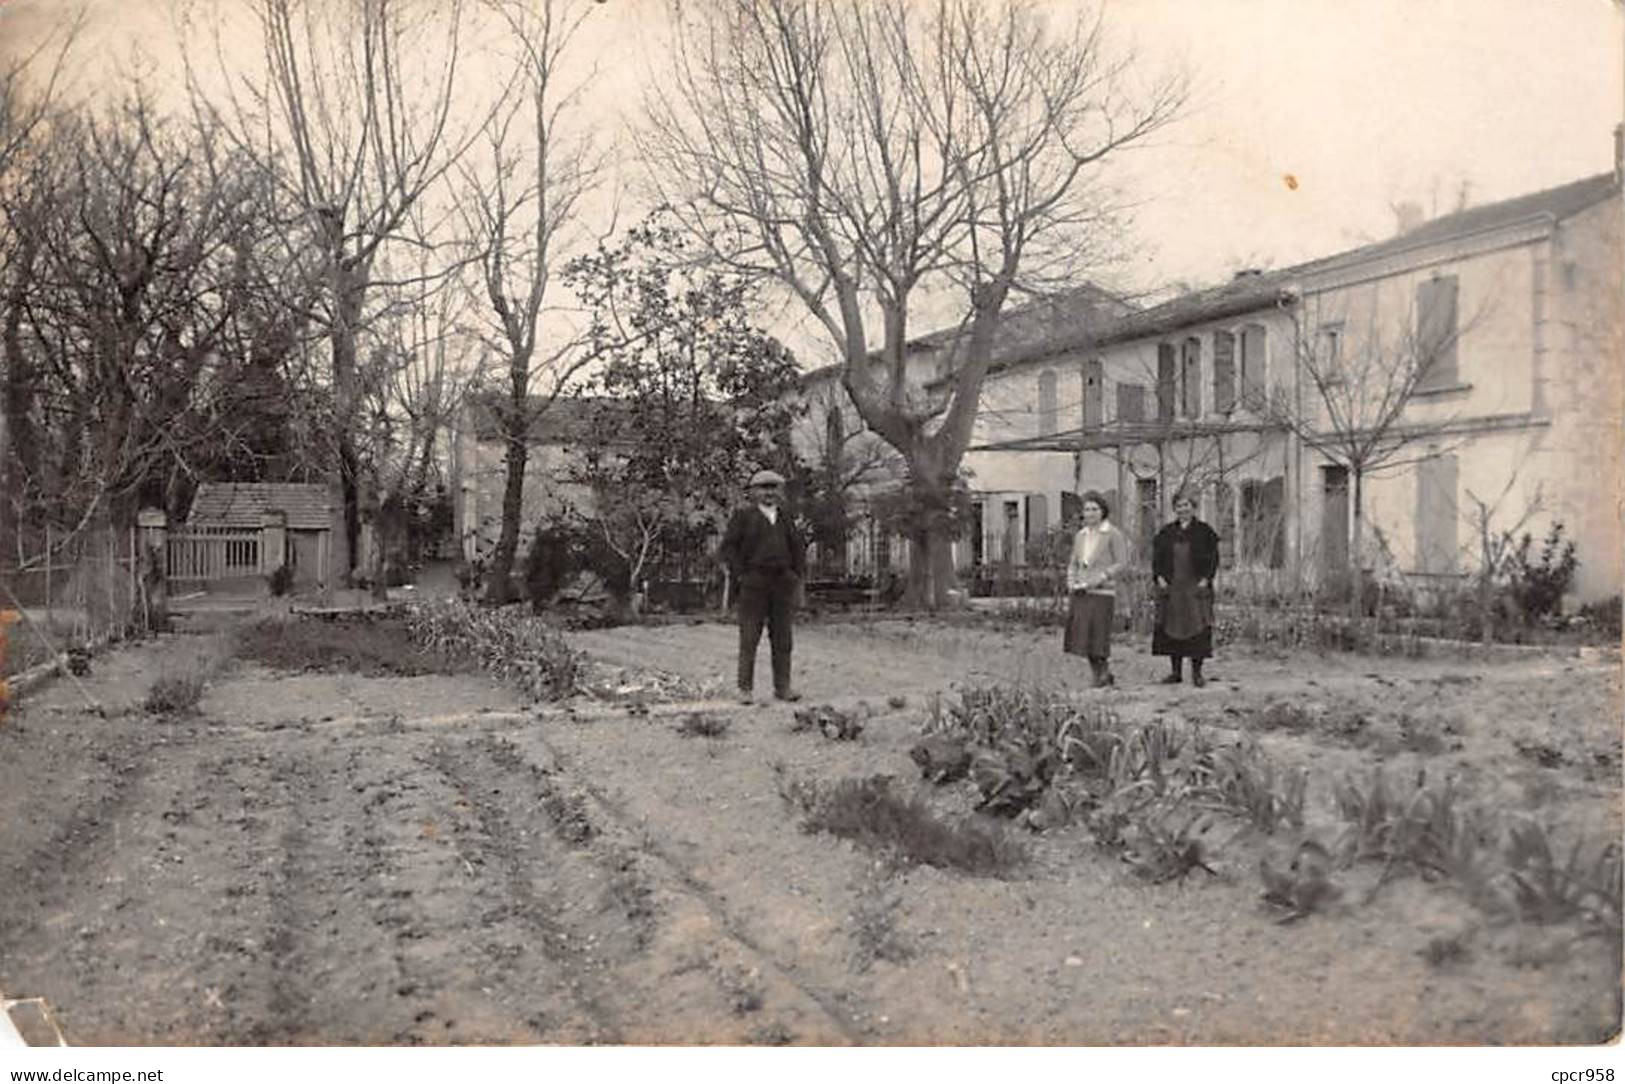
44, 523, 51, 628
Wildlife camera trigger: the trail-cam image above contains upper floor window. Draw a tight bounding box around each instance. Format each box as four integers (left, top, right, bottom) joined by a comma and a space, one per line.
1317, 324, 1343, 381
1414, 274, 1460, 391
1180, 336, 1202, 418
1240, 323, 1268, 409
1156, 343, 1177, 422
1037, 369, 1058, 435
1081, 359, 1104, 428
1212, 330, 1236, 415
1117, 382, 1146, 424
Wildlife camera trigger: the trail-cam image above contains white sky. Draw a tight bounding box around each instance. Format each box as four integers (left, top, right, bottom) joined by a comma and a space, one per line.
4, 0, 1622, 343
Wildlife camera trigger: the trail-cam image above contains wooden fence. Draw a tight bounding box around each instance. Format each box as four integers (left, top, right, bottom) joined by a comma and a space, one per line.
166, 529, 263, 582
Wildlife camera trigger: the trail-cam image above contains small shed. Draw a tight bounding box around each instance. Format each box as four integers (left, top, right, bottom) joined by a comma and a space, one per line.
187, 482, 342, 589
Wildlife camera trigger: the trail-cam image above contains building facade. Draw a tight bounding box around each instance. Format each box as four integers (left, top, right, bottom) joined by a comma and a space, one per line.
800, 168, 1623, 602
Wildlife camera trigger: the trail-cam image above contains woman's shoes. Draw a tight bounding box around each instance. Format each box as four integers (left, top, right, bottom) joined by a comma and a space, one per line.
1192, 672, 1207, 688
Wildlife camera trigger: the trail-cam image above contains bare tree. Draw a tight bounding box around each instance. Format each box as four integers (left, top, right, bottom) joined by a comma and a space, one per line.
644, 0, 1185, 606
456, 0, 604, 603
11, 94, 273, 557
186, 0, 496, 589
0, 10, 83, 564
1267, 289, 1480, 616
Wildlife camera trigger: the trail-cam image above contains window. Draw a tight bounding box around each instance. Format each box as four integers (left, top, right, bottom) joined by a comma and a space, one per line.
1415, 275, 1460, 391
1213, 481, 1236, 568
1317, 325, 1343, 380
1081, 359, 1104, 428
1037, 370, 1058, 435
1025, 493, 1049, 545
1213, 330, 1236, 415
1415, 452, 1459, 573
1181, 337, 1202, 418
1240, 323, 1267, 409
1240, 477, 1285, 569
1156, 344, 1177, 422
1117, 382, 1146, 423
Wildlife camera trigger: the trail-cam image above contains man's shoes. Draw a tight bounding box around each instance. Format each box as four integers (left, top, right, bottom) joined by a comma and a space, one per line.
1160, 673, 1183, 685
737, 689, 755, 705
773, 689, 802, 702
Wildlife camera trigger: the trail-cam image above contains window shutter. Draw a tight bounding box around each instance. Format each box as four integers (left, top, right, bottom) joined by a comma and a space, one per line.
1181, 337, 1202, 418
1038, 370, 1058, 435
1082, 359, 1104, 427
1213, 481, 1236, 568
1156, 344, 1176, 422
1117, 382, 1146, 423
1241, 324, 1267, 408
1415, 276, 1459, 391
1415, 454, 1459, 573
1213, 331, 1236, 414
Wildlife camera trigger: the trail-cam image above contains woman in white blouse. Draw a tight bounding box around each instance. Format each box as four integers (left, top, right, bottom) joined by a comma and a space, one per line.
1063, 490, 1130, 688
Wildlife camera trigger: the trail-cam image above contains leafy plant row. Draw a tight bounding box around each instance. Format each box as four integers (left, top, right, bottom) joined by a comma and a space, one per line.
406, 600, 581, 701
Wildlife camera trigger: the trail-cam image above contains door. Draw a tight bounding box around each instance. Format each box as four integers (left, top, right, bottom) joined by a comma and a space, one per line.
969, 501, 984, 568
1002, 500, 1020, 567
1322, 465, 1350, 577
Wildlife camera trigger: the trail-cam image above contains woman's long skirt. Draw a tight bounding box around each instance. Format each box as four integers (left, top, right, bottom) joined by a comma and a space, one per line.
1063, 591, 1115, 658
1152, 582, 1214, 658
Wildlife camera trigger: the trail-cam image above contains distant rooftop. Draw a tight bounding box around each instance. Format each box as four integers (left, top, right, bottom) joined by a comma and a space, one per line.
188, 482, 337, 530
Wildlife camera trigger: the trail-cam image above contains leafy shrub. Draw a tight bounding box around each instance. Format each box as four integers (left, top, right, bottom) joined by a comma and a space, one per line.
524, 525, 578, 608
774, 768, 1026, 877
1508, 522, 1578, 625
1577, 595, 1622, 639
676, 712, 730, 739
791, 704, 863, 741
144, 672, 207, 715
407, 600, 581, 700
1211, 741, 1307, 833
1502, 821, 1622, 930
267, 564, 294, 597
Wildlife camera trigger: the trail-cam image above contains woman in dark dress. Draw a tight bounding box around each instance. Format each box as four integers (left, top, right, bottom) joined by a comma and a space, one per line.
1151, 490, 1221, 686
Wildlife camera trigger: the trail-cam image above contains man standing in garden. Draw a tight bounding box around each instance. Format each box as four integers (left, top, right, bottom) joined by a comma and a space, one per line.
720, 469, 804, 705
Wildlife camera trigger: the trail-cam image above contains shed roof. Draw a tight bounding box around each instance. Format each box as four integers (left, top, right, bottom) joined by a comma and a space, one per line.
188, 482, 337, 530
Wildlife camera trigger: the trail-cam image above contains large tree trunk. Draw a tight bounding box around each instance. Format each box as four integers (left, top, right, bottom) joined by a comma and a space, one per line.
484, 429, 529, 605
328, 246, 370, 584
1349, 467, 1366, 621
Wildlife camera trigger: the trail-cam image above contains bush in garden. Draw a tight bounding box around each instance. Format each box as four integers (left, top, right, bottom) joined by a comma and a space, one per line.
774, 768, 1027, 877
267, 563, 294, 597
1508, 522, 1577, 625
1577, 594, 1622, 639
524, 525, 578, 608
407, 599, 580, 700
144, 671, 207, 715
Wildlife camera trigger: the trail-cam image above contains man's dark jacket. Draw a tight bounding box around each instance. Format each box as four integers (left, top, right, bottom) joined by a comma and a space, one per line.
719, 506, 805, 580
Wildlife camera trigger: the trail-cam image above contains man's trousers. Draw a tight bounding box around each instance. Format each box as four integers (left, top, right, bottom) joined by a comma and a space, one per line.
736, 570, 797, 695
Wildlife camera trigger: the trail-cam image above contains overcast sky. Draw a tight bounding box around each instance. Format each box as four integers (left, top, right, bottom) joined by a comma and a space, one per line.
4, 0, 1622, 323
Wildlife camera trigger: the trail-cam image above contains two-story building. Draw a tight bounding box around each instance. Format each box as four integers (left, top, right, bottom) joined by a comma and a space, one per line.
802, 163, 1622, 602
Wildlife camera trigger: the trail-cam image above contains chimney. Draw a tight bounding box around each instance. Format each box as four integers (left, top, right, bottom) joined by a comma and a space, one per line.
1232, 268, 1262, 280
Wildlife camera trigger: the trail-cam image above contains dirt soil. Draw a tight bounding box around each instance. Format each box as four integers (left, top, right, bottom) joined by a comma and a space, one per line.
0, 614, 1619, 1045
